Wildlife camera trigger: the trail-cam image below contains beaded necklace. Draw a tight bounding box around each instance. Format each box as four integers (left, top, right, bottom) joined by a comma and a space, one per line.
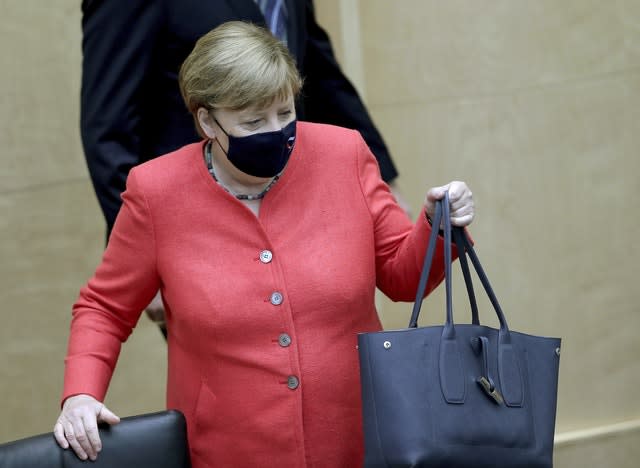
204, 140, 280, 201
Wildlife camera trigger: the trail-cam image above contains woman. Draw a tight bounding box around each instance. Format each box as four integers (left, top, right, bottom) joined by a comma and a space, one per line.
54, 21, 474, 467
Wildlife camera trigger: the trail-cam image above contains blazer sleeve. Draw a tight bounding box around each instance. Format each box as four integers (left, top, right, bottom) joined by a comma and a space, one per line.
80, 0, 164, 232
353, 133, 451, 301
301, 0, 399, 183
62, 168, 161, 403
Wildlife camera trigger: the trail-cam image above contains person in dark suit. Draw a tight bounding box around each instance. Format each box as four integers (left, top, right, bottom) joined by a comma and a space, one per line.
80, 0, 407, 332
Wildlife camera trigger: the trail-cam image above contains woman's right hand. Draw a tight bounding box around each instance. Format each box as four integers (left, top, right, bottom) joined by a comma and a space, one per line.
53, 394, 120, 461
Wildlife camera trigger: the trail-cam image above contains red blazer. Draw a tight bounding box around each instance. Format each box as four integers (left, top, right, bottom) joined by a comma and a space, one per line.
63, 122, 449, 467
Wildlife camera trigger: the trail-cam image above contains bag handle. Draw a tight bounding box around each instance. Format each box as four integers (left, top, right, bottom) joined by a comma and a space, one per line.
408, 198, 444, 328
408, 193, 480, 327
452, 227, 479, 326
454, 226, 510, 335
452, 226, 524, 406
410, 193, 523, 406
408, 192, 509, 336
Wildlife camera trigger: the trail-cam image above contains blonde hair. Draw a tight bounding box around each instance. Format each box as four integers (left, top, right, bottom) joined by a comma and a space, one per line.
179, 21, 302, 116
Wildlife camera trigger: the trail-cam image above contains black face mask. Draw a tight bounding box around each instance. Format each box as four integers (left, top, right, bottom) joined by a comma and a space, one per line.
213, 118, 297, 178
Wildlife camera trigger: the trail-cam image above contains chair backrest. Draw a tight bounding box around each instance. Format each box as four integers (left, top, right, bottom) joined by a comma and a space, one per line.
0, 410, 190, 468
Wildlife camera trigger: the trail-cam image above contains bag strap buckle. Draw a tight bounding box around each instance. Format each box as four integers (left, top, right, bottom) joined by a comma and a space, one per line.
477, 376, 504, 405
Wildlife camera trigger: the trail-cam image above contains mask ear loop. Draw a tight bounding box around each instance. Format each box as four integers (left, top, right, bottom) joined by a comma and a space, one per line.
211, 115, 230, 157
211, 116, 230, 137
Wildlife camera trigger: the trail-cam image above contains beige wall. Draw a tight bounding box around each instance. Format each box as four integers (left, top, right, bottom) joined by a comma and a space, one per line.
0, 1, 167, 441
316, 0, 640, 466
1, 1, 638, 466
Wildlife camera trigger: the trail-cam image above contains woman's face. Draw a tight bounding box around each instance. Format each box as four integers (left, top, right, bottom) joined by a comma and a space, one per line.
197, 95, 297, 182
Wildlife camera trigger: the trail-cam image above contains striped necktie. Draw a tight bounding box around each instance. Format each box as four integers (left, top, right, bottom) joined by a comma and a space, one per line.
256, 0, 288, 44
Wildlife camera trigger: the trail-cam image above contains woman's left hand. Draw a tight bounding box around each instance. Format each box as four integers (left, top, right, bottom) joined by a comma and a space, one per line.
424, 181, 474, 227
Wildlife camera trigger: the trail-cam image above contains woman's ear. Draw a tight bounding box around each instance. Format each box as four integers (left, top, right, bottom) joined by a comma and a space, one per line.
197, 107, 216, 139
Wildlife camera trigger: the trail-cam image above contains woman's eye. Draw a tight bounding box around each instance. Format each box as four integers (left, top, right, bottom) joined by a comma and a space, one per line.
279, 110, 292, 118
244, 119, 261, 127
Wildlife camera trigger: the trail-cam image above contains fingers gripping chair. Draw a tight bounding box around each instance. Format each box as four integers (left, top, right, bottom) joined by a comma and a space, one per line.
0, 411, 190, 468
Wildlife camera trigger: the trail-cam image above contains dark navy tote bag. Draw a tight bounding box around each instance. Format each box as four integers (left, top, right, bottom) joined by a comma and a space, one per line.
358, 194, 561, 467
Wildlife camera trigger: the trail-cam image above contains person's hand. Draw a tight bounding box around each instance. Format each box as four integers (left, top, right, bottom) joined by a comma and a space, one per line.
53, 394, 120, 461
424, 181, 474, 227
145, 290, 166, 326
388, 181, 413, 217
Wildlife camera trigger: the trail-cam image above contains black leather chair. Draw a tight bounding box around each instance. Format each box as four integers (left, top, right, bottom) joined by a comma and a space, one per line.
0, 410, 190, 468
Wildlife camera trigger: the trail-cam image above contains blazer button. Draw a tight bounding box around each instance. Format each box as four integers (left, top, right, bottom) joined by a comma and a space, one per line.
278, 333, 292, 347
270, 292, 283, 306
287, 376, 299, 390
259, 250, 273, 263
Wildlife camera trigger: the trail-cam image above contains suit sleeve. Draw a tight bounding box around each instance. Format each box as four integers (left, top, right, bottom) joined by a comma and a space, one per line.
353, 132, 452, 301
62, 168, 161, 403
301, 0, 399, 183
80, 0, 163, 232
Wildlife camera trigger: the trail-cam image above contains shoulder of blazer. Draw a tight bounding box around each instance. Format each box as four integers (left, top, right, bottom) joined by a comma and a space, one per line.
130, 142, 203, 191
298, 121, 361, 144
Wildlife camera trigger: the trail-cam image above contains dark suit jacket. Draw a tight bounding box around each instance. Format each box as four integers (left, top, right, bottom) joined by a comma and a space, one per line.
80, 0, 398, 231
